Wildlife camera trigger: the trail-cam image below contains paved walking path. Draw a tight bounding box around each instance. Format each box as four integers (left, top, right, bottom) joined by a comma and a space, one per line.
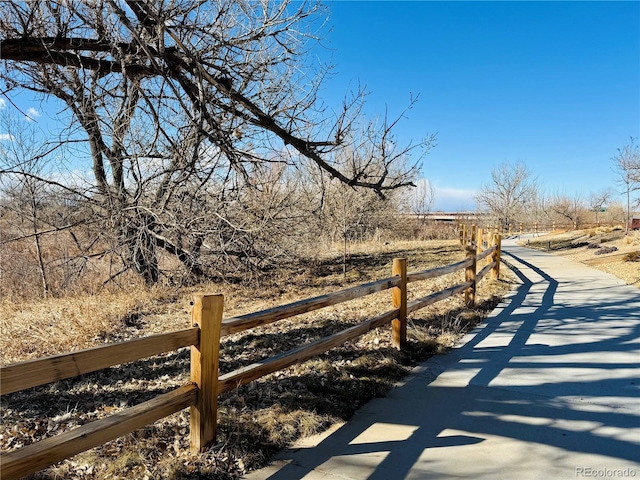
245, 237, 640, 479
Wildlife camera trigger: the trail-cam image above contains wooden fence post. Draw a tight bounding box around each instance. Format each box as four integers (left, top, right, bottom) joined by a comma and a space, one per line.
465, 236, 477, 308
459, 224, 464, 246
392, 258, 407, 350
190, 294, 224, 453
476, 227, 484, 254
491, 234, 502, 280
487, 233, 494, 268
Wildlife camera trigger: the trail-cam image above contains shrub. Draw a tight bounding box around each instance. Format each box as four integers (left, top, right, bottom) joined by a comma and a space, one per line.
594, 246, 618, 255
623, 251, 640, 262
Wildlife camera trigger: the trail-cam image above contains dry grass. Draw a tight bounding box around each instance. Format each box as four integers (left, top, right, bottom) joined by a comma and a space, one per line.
1, 239, 514, 479
0, 287, 188, 365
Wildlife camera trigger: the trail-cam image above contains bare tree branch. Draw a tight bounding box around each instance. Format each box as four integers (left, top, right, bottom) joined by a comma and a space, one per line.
0, 0, 431, 285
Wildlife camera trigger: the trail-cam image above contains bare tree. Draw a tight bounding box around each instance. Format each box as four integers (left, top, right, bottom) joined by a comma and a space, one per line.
588, 189, 612, 225
602, 201, 627, 226
612, 138, 640, 234
302, 136, 412, 276
0, 108, 100, 297
528, 188, 552, 229
0, 120, 50, 296
548, 193, 587, 228
0, 1, 429, 284
0, 109, 56, 296
475, 161, 537, 232
405, 178, 435, 225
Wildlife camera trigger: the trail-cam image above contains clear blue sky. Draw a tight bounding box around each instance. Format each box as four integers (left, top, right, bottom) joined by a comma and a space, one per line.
316, 1, 640, 210
2, 1, 638, 211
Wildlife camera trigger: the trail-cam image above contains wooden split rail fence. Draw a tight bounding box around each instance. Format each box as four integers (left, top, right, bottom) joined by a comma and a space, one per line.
0, 229, 501, 479
458, 222, 617, 239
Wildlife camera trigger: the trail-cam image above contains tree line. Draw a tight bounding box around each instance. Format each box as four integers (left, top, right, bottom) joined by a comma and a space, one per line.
474, 140, 640, 234
0, 0, 434, 297
1, 1, 637, 299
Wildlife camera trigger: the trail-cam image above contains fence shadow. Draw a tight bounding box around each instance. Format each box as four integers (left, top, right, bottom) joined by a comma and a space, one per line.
253, 246, 640, 479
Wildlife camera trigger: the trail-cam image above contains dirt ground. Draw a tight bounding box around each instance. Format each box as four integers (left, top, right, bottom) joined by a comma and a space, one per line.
0, 240, 514, 480
3, 232, 635, 479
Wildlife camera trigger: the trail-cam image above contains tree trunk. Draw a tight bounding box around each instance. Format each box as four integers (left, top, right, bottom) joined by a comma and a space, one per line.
126, 218, 160, 286
33, 231, 49, 297
29, 186, 49, 297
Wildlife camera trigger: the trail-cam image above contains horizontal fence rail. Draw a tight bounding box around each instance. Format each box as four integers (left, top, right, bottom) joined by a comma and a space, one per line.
219, 309, 399, 394
458, 221, 612, 239
407, 281, 472, 315
1, 229, 501, 480
220, 276, 401, 337
477, 245, 496, 263
477, 261, 496, 282
0, 328, 199, 396
1, 384, 199, 480
406, 257, 473, 283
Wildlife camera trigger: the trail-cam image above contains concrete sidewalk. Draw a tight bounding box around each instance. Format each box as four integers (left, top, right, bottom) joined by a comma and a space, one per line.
245, 238, 640, 479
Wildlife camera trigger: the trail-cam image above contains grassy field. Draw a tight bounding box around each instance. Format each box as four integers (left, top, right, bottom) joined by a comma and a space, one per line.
1, 239, 514, 479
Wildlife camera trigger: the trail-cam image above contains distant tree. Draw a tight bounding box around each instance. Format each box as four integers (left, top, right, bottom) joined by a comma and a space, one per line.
612, 138, 640, 234
602, 201, 627, 226
405, 178, 435, 225
0, 110, 53, 296
548, 193, 587, 228
0, 107, 103, 297
475, 161, 537, 232
588, 189, 612, 225
0, 1, 430, 284
308, 140, 411, 276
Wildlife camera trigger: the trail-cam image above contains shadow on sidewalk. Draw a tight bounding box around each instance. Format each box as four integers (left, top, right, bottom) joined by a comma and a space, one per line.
250, 248, 640, 479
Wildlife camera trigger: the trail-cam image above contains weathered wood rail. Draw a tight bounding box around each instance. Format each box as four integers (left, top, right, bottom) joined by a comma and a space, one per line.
458, 221, 618, 240
0, 231, 501, 479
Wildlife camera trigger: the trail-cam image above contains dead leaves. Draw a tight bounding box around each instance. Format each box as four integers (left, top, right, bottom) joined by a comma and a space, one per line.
0, 240, 512, 479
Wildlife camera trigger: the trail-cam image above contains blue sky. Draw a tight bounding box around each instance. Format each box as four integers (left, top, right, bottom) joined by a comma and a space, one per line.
315, 1, 640, 210
1, 1, 638, 211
